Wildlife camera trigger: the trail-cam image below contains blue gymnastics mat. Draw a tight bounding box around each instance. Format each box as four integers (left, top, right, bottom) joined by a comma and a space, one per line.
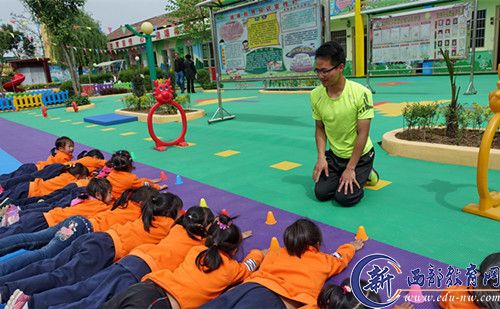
0, 148, 21, 174
83, 113, 138, 126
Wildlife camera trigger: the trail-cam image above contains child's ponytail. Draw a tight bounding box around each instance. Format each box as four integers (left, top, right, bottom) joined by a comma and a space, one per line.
112, 186, 159, 210
317, 278, 381, 309
141, 192, 183, 232
473, 253, 500, 309
77, 149, 104, 160
176, 206, 215, 240
105, 152, 133, 172
66, 163, 89, 179
195, 213, 242, 273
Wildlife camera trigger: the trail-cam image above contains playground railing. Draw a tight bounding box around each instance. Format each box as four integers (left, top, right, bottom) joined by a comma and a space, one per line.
94, 83, 113, 95
42, 90, 69, 106
13, 94, 43, 110
81, 84, 95, 96
28, 89, 53, 96
0, 97, 15, 111
113, 82, 132, 90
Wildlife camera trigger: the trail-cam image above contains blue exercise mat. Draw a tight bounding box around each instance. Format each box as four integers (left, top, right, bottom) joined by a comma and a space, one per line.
83, 113, 138, 126
0, 148, 21, 174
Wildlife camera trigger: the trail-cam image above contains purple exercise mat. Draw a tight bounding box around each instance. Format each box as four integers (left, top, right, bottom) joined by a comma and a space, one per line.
1, 118, 460, 308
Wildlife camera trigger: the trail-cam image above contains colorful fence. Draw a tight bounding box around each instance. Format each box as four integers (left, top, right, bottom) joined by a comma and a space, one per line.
0, 97, 15, 111
42, 90, 69, 106
94, 83, 113, 95
113, 82, 132, 90
13, 94, 43, 110
28, 89, 54, 96
81, 84, 95, 96
0, 90, 69, 111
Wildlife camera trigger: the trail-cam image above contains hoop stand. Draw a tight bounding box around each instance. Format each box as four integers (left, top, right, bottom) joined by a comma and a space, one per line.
207, 7, 235, 124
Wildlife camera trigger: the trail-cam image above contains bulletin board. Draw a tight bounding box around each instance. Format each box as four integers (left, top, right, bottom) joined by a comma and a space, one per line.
213, 0, 323, 81
371, 2, 470, 63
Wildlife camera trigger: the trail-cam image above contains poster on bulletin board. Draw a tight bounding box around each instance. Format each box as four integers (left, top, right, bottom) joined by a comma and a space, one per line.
371, 3, 470, 63
214, 0, 322, 81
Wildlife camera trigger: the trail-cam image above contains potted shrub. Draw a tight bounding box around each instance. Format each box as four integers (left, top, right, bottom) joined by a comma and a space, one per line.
114, 78, 205, 123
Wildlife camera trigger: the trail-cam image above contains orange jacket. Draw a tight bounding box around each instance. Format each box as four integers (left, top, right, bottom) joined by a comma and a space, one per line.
439, 286, 481, 309
130, 224, 203, 272
143, 246, 264, 309
28, 173, 80, 198
107, 216, 174, 261
35, 152, 73, 170
88, 201, 142, 232
107, 170, 161, 200
67, 157, 107, 173
245, 244, 356, 306
43, 199, 111, 227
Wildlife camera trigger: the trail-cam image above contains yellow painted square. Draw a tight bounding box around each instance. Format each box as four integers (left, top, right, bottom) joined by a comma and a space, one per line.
365, 179, 392, 191
101, 128, 116, 132
60, 119, 71, 123
270, 161, 302, 171
175, 142, 196, 148
215, 150, 240, 157
85, 124, 98, 128
120, 132, 137, 136
72, 122, 83, 125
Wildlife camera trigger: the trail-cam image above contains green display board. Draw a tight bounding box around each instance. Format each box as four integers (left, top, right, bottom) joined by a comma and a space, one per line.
214, 0, 322, 81
331, 0, 449, 17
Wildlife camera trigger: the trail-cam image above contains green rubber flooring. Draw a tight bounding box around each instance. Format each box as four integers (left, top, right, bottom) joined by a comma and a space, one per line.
1, 73, 499, 268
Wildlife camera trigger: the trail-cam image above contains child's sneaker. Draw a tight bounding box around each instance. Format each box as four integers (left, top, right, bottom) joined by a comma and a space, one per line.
12, 293, 29, 309
1, 205, 20, 227
6, 289, 29, 309
366, 169, 380, 186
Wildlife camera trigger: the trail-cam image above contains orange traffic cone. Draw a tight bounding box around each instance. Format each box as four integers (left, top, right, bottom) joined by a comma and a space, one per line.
41, 106, 48, 118
355, 226, 369, 241
269, 237, 280, 251
159, 171, 167, 181
265, 211, 277, 225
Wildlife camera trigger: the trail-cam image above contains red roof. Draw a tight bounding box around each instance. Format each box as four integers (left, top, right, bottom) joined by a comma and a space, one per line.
107, 14, 180, 41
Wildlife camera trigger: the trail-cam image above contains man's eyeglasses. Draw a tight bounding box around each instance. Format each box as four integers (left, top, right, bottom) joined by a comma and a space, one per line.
314, 63, 342, 75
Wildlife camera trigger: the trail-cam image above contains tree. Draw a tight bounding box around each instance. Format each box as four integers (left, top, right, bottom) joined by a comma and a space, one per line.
0, 24, 24, 91
10, 12, 46, 57
440, 48, 461, 138
165, 0, 211, 41
21, 0, 106, 95
50, 13, 109, 69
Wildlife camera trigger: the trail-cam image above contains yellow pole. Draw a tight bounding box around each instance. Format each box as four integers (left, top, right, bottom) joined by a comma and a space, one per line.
463, 65, 500, 220
354, 0, 365, 77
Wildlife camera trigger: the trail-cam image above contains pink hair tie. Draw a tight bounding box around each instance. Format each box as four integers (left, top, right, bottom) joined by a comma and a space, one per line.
96, 166, 112, 179
215, 217, 231, 230
70, 195, 95, 206
341, 285, 352, 294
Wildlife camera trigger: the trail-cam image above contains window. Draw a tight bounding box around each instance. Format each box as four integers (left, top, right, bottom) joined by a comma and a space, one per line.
471, 9, 486, 48
331, 30, 347, 53
202, 42, 215, 67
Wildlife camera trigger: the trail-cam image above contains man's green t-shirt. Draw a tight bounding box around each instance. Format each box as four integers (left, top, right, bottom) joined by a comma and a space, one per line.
310, 79, 374, 159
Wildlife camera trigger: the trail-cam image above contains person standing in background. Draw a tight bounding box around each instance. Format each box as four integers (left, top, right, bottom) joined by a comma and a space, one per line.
184, 54, 197, 93
174, 53, 185, 93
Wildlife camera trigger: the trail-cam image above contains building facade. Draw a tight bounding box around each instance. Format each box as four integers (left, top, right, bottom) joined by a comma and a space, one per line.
107, 15, 212, 73
330, 0, 500, 76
